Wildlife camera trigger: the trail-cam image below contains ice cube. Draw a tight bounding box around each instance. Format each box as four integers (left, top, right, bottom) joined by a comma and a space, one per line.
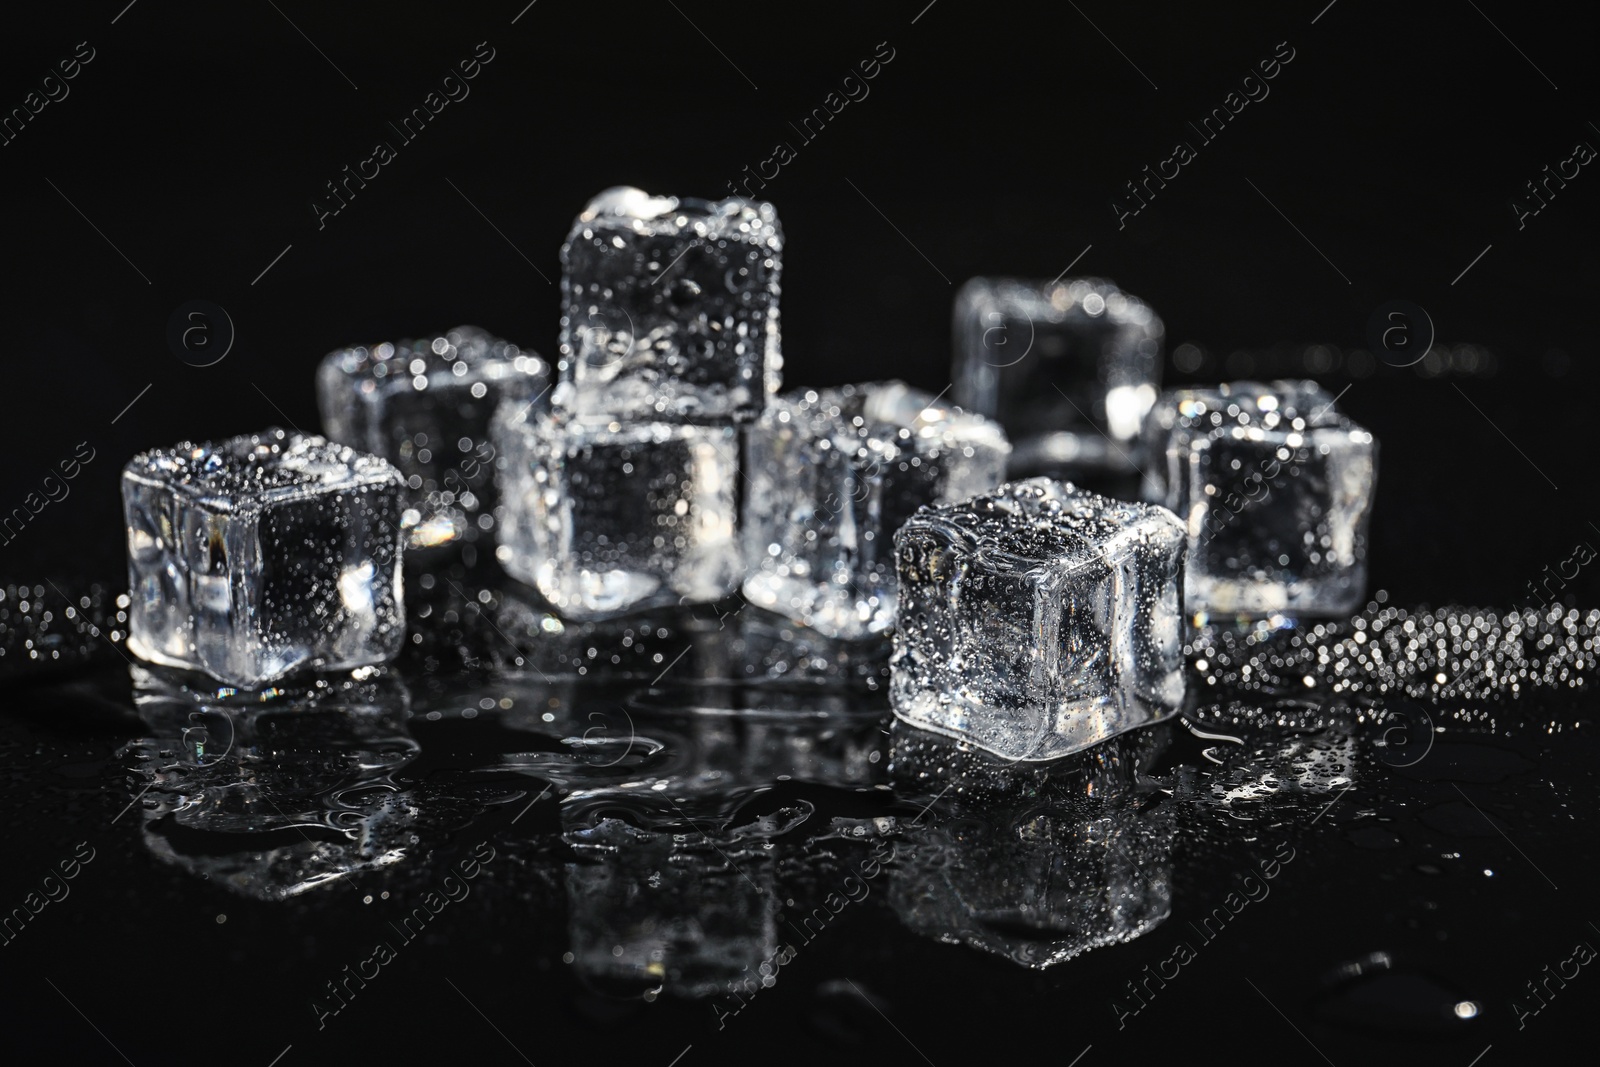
891, 478, 1184, 761
493, 406, 741, 619
742, 381, 1009, 640
122, 429, 406, 687
952, 277, 1162, 475
557, 186, 782, 421
1141, 379, 1376, 619
317, 325, 548, 550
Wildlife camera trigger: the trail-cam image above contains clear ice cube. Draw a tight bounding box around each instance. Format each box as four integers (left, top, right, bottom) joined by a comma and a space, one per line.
122, 429, 406, 688
1141, 379, 1377, 619
557, 186, 782, 421
317, 325, 548, 550
891, 478, 1185, 761
952, 277, 1162, 474
493, 406, 742, 619
742, 381, 1009, 640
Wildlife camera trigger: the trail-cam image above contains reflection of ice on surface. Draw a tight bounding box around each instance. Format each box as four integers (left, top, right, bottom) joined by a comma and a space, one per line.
404, 564, 891, 690
563, 811, 792, 999
122, 664, 445, 900
542, 692, 886, 999
106, 575, 1554, 990
398, 670, 892, 1000
885, 721, 1174, 968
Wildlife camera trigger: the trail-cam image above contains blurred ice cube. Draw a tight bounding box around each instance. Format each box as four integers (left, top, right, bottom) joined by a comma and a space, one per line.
953, 277, 1161, 476
1141, 379, 1376, 620
317, 325, 548, 549
743, 381, 1008, 640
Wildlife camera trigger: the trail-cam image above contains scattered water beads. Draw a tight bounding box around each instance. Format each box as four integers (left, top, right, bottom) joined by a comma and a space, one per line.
1191, 601, 1600, 704
1178, 600, 1600, 824
0, 583, 129, 678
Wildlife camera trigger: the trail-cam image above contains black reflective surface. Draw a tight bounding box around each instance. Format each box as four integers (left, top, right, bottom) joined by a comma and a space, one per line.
3, 557, 1595, 1065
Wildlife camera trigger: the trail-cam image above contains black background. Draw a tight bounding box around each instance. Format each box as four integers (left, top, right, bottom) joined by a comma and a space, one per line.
2, 2, 1598, 1064
2, 0, 1597, 602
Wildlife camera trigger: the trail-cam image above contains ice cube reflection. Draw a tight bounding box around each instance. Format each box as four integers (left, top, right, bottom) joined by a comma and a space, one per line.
886, 719, 1175, 968
122, 664, 424, 899
553, 688, 887, 1000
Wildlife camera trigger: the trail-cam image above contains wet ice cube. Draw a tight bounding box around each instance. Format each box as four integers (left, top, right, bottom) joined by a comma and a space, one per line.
891, 478, 1184, 761
122, 429, 405, 688
493, 406, 741, 619
317, 325, 548, 550
742, 381, 1009, 640
557, 186, 782, 421
1141, 380, 1376, 619
952, 277, 1162, 475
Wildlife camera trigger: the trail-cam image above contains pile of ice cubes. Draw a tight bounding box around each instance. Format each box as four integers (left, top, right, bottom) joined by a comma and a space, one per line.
117, 188, 1379, 763
492, 187, 778, 618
